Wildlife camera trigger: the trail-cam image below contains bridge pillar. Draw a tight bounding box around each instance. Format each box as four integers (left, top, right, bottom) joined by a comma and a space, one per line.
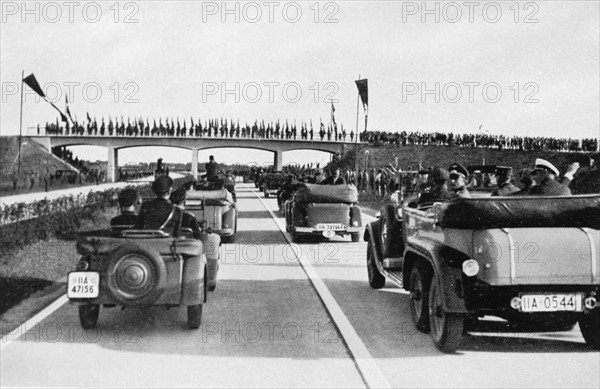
273, 150, 283, 171
107, 147, 118, 183
191, 149, 199, 179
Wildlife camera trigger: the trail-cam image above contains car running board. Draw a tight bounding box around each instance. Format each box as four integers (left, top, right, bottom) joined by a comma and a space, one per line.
383, 257, 403, 270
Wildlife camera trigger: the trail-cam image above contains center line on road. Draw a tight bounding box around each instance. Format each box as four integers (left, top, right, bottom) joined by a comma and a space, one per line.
252, 189, 391, 389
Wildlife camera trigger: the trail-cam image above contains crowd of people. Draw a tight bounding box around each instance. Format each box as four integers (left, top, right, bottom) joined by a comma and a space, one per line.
39, 119, 598, 153
269, 155, 592, 203
359, 131, 599, 153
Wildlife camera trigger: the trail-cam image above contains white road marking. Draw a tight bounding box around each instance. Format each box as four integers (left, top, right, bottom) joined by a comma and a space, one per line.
1, 294, 68, 350
252, 190, 391, 389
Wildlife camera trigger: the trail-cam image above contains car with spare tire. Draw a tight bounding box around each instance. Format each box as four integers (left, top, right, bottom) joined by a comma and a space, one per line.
69, 229, 213, 329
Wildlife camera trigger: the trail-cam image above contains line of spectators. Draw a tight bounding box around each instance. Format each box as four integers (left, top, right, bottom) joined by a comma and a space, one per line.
359, 130, 598, 153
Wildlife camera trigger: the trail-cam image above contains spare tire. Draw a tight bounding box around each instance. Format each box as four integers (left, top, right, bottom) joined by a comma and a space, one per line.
106, 243, 167, 305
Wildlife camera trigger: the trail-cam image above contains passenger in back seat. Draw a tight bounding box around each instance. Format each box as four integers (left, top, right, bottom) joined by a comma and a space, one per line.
136, 175, 183, 235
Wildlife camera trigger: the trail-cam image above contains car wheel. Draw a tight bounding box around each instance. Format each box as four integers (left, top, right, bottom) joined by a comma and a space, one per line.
351, 233, 361, 242
580, 309, 600, 350
367, 240, 385, 289
429, 275, 464, 353
79, 304, 100, 329
187, 304, 203, 329
409, 262, 432, 333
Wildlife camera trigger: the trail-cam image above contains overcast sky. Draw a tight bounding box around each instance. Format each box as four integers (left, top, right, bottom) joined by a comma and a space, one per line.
1, 1, 599, 165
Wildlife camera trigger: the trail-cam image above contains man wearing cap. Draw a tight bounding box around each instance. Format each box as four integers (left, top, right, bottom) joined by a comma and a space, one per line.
448, 163, 471, 198
136, 175, 184, 235
418, 167, 451, 206
528, 158, 571, 196
492, 167, 520, 196
170, 186, 221, 291
169, 187, 203, 239
205, 155, 219, 181
111, 188, 140, 233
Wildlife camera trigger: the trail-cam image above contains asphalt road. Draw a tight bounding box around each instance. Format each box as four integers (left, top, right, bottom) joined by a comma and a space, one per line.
1, 184, 598, 388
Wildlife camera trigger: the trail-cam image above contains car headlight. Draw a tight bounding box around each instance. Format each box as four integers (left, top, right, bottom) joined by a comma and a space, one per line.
462, 259, 479, 277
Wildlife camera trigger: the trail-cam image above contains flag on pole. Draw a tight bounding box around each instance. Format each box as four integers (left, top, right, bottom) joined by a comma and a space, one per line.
23, 73, 45, 98
331, 102, 337, 127
65, 95, 74, 123
355, 79, 368, 114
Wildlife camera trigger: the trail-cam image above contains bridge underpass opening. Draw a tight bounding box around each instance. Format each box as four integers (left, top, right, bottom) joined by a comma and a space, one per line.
283, 150, 333, 169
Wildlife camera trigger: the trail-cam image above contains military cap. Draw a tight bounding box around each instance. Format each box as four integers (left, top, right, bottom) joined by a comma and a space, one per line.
431, 167, 449, 182
152, 175, 173, 195
449, 163, 469, 178
118, 188, 138, 207
169, 187, 187, 204
533, 158, 559, 176
496, 166, 513, 178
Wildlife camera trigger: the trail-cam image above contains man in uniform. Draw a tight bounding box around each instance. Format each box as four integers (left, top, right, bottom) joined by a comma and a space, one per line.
136, 175, 183, 235
205, 155, 219, 181
321, 168, 346, 185
111, 188, 140, 234
170, 186, 221, 291
528, 158, 572, 196
448, 163, 471, 198
418, 167, 451, 205
492, 167, 520, 196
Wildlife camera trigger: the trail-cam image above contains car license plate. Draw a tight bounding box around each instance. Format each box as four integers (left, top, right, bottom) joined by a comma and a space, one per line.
520, 293, 583, 312
316, 223, 345, 231
67, 272, 99, 298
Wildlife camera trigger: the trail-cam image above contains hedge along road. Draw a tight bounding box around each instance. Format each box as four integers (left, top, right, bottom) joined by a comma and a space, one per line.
1, 184, 598, 388
0, 173, 185, 225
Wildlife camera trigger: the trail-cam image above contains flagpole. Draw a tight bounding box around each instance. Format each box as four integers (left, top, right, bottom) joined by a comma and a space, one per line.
354, 74, 360, 173
18, 70, 24, 174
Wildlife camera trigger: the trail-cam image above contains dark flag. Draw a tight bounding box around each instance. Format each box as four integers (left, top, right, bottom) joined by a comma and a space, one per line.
87, 112, 92, 122
23, 73, 45, 98
65, 95, 74, 123
355, 79, 368, 113
331, 102, 337, 126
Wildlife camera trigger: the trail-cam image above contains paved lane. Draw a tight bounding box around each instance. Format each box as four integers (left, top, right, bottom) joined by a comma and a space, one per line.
254, 189, 600, 389
2, 184, 599, 388
1, 186, 365, 388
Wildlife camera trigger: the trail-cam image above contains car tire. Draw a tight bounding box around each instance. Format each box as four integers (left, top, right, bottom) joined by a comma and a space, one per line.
106, 245, 166, 306
409, 262, 432, 333
367, 240, 385, 289
580, 309, 600, 350
351, 233, 361, 242
429, 275, 464, 353
292, 230, 304, 243
79, 304, 100, 329
187, 304, 203, 329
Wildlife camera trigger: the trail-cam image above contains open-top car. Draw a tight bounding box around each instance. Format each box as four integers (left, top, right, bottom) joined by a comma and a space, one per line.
263, 171, 286, 198
187, 185, 237, 243
364, 193, 600, 352
69, 229, 212, 330
285, 183, 362, 242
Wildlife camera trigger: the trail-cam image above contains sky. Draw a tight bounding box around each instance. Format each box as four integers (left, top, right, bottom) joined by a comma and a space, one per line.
1, 0, 599, 165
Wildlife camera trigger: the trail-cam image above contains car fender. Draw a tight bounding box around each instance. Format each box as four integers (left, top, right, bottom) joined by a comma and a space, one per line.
404, 241, 469, 314
364, 220, 384, 264
181, 252, 206, 305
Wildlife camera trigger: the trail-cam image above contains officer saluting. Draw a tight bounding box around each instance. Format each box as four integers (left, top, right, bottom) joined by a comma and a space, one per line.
136, 175, 183, 235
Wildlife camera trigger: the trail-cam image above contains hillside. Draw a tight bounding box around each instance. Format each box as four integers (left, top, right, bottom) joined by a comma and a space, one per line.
0, 136, 78, 192
338, 143, 598, 173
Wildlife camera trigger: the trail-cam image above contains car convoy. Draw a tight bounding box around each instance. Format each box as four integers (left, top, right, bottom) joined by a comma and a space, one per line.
67, 172, 600, 353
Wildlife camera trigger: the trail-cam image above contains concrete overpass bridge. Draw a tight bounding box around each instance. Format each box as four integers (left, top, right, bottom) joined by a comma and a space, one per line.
29, 134, 359, 182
